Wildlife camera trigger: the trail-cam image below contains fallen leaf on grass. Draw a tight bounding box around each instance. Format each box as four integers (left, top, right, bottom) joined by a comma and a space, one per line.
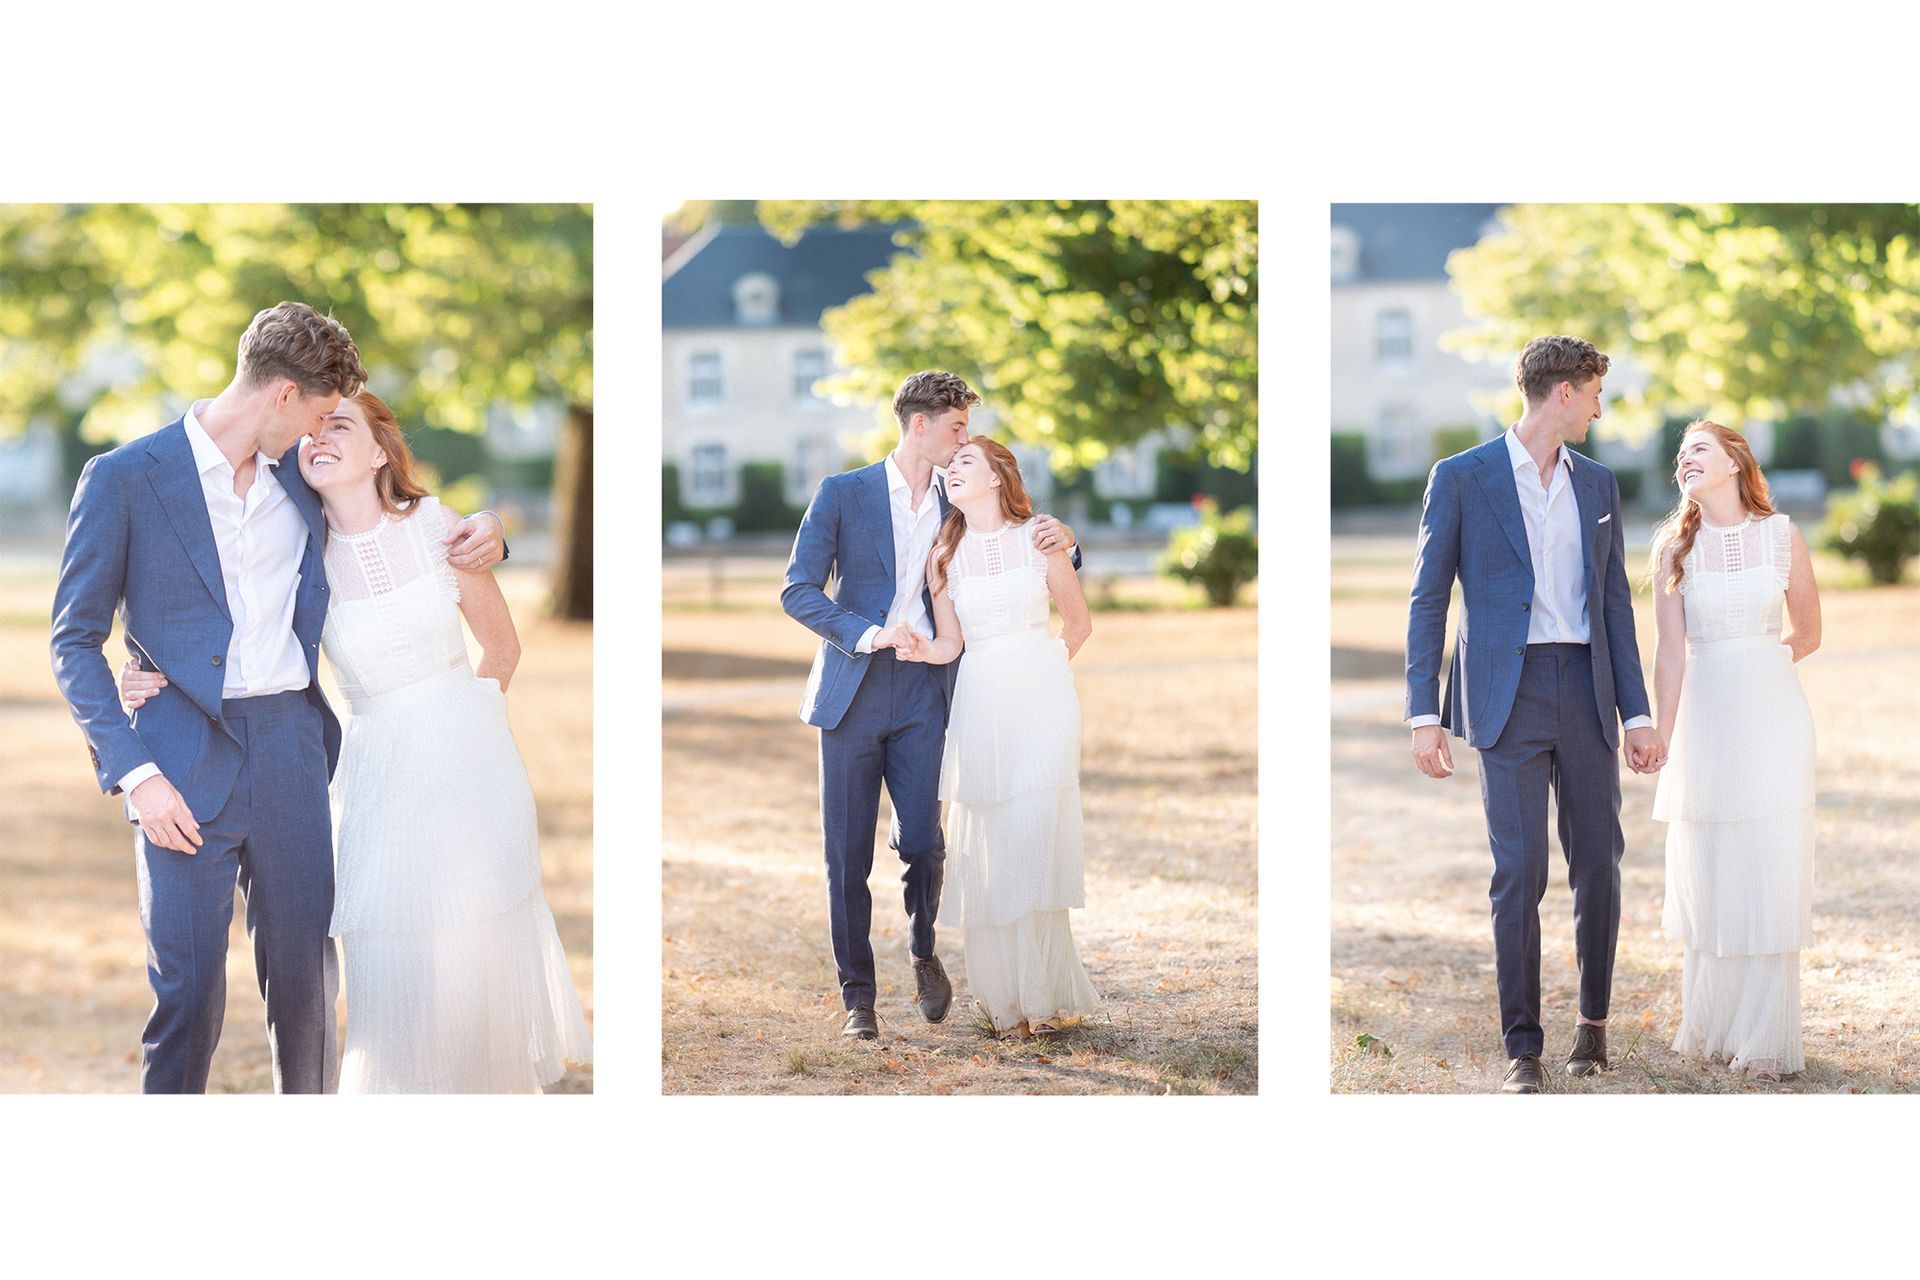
1356, 1033, 1391, 1058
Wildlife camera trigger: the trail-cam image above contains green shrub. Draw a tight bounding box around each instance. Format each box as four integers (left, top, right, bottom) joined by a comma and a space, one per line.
1160, 500, 1258, 606
662, 463, 684, 528
1823, 464, 1920, 585
1431, 425, 1484, 462
735, 461, 800, 533
1331, 433, 1374, 507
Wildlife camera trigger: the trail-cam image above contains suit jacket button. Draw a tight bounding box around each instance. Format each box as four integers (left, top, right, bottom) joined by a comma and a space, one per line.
1521, 602, 1530, 611
211, 655, 223, 666
1515, 645, 1525, 655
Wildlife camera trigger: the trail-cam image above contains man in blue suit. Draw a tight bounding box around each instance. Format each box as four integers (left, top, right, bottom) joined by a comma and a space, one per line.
1405, 335, 1665, 1093
782, 371, 1078, 1040
50, 302, 504, 1093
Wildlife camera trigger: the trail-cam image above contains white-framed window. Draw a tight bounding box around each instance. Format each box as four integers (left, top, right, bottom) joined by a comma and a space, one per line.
688, 352, 724, 408
1376, 310, 1413, 365
689, 443, 729, 507
1373, 405, 1426, 479
792, 436, 835, 504
793, 349, 829, 403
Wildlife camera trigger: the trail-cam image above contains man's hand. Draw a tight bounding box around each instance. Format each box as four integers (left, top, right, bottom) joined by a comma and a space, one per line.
893, 629, 931, 662
120, 658, 167, 711
1624, 726, 1667, 774
129, 774, 202, 854
870, 622, 914, 652
1031, 514, 1077, 557
1412, 724, 1454, 779
445, 511, 507, 573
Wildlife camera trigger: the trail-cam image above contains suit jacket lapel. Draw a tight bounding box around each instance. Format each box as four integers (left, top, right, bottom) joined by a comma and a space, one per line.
276, 441, 326, 543
145, 421, 231, 622
1571, 457, 1602, 586
1472, 443, 1533, 572
860, 461, 895, 583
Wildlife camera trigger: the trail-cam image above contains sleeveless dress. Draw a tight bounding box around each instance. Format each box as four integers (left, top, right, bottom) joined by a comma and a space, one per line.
1652, 512, 1815, 1074
321, 497, 592, 1092
938, 519, 1098, 1031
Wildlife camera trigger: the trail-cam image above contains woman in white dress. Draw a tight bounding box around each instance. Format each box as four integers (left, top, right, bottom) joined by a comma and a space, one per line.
123, 391, 592, 1092
891, 439, 1097, 1038
1649, 420, 1820, 1080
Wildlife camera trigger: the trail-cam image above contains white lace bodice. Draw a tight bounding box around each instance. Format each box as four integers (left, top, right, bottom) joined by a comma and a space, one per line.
947, 519, 1052, 645
320, 496, 466, 703
1678, 512, 1792, 644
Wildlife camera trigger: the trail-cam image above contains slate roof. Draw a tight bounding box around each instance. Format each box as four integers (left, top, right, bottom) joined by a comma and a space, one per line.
662, 221, 908, 328
1330, 203, 1506, 283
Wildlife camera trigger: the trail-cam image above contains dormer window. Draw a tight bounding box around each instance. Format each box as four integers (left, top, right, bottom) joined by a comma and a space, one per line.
1330, 225, 1361, 282
733, 272, 780, 325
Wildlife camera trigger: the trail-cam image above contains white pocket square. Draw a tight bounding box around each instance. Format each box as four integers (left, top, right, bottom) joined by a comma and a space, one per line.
1597, 514, 1611, 524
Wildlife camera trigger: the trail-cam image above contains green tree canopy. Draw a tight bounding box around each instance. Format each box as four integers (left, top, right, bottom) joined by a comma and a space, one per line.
1444, 203, 1920, 438
0, 203, 594, 617
754, 199, 1257, 471
1, 203, 590, 446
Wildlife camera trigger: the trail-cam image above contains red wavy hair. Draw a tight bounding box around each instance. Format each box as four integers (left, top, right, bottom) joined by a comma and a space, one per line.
1650, 419, 1776, 593
929, 439, 1034, 595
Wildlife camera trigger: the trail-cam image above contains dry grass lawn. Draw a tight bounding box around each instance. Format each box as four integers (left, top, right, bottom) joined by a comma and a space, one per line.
1331, 521, 1920, 1093
662, 573, 1257, 1095
0, 560, 593, 1094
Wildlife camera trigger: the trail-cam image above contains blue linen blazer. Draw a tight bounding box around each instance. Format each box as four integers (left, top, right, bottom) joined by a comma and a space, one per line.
781, 461, 955, 731
1404, 437, 1651, 751
50, 419, 341, 821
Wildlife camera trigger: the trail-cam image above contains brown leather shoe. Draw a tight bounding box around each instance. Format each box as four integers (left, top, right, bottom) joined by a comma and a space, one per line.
842, 1005, 878, 1040
913, 955, 953, 1023
1500, 1054, 1545, 1093
1565, 1024, 1607, 1077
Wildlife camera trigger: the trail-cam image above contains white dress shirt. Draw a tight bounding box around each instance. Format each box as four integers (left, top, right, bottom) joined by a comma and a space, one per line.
1410, 427, 1649, 732
119, 401, 313, 797
854, 453, 946, 654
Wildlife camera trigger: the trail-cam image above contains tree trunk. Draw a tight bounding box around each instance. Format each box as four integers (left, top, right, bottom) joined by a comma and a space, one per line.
550, 404, 593, 620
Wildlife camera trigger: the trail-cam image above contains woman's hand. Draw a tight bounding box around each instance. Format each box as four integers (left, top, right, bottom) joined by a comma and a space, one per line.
870, 622, 913, 652
120, 658, 168, 711
893, 629, 931, 662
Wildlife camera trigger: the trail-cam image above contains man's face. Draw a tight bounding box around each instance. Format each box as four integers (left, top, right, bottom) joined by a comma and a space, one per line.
263, 382, 342, 458
915, 406, 971, 466
1562, 376, 1603, 441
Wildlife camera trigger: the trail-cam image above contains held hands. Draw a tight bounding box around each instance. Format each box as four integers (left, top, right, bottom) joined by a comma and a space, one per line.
445, 511, 507, 572
119, 658, 167, 711
1411, 724, 1454, 779
1624, 726, 1668, 774
871, 622, 930, 662
129, 773, 202, 854
1030, 514, 1077, 557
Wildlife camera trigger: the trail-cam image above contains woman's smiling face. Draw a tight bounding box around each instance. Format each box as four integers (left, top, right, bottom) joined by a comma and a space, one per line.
1676, 428, 1736, 498
299, 396, 386, 491
943, 443, 996, 503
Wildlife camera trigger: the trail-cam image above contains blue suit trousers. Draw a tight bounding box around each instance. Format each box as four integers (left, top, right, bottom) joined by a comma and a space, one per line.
818, 656, 947, 1010
1477, 645, 1624, 1059
135, 691, 339, 1093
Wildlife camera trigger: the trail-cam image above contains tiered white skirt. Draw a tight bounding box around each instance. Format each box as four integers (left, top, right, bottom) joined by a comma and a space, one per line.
1654, 636, 1815, 1073
330, 665, 593, 1092
939, 629, 1098, 1031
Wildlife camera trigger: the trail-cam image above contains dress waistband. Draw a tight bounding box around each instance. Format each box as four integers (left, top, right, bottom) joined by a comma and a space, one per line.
1686, 634, 1785, 657
345, 662, 479, 715
965, 627, 1055, 653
